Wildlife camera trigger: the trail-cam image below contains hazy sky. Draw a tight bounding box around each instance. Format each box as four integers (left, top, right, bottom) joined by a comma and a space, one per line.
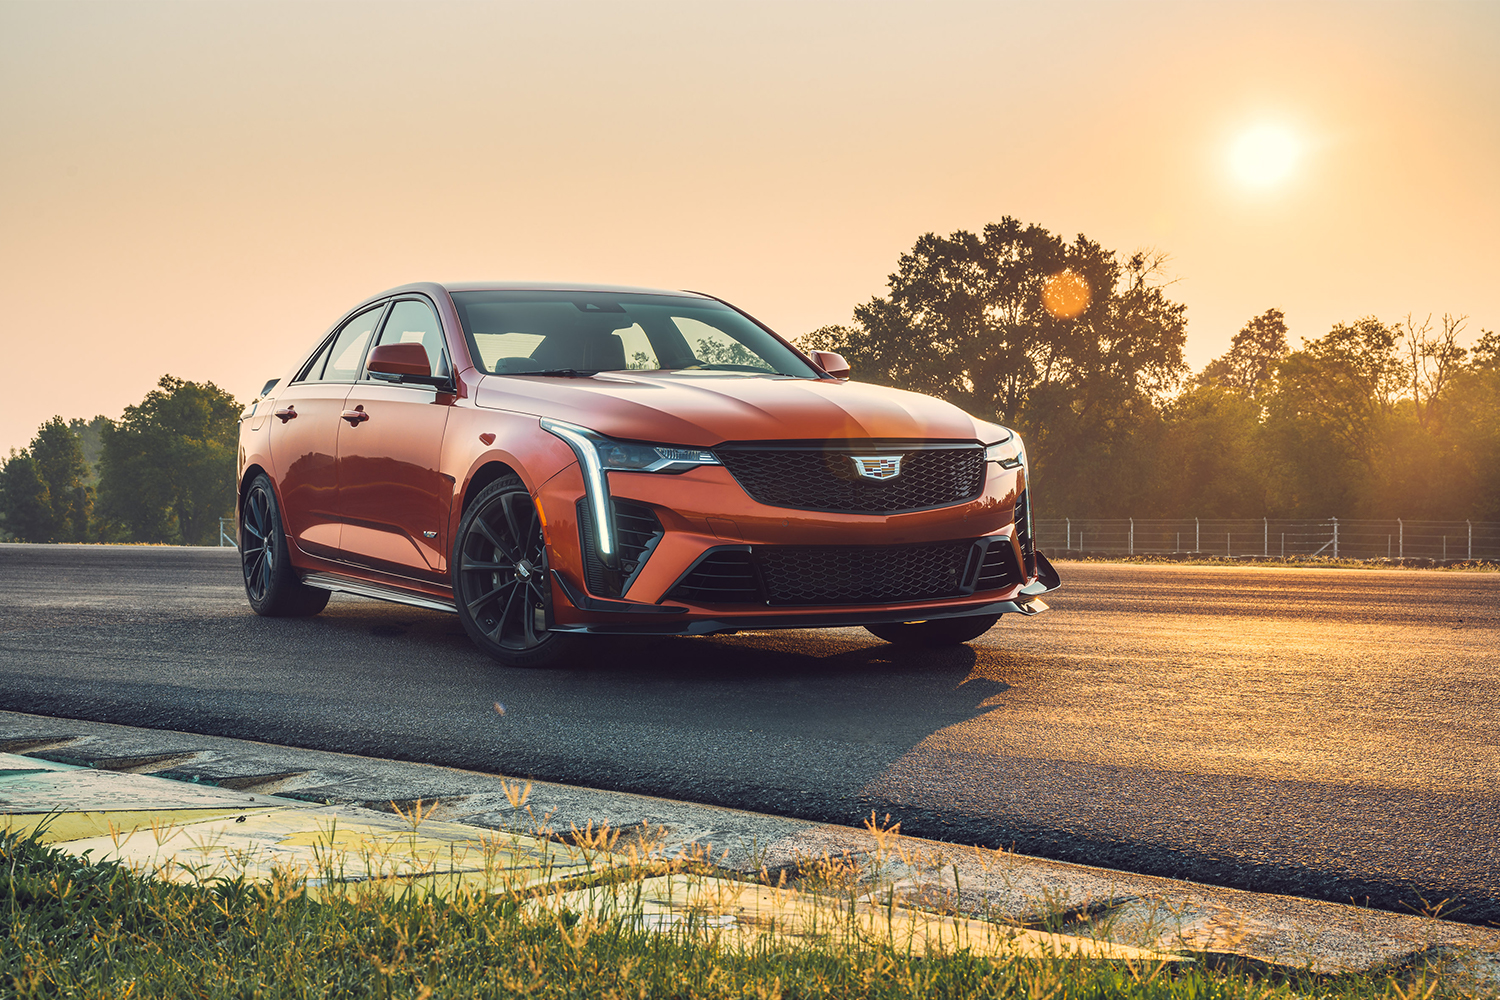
3, 0, 1497, 456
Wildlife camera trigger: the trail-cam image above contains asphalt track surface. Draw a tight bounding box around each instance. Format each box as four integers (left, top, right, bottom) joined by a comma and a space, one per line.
1, 544, 1496, 923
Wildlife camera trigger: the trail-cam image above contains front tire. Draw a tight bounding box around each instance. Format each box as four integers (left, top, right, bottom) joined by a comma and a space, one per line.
864, 614, 1000, 647
240, 474, 330, 617
454, 475, 583, 668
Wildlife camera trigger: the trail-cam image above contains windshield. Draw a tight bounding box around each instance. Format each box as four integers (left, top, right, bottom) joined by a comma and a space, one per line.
449, 290, 817, 378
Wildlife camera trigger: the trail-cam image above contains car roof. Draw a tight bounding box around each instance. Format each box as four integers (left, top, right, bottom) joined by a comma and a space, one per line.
374, 280, 716, 300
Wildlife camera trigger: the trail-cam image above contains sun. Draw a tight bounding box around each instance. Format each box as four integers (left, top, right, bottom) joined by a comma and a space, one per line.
1229, 125, 1301, 188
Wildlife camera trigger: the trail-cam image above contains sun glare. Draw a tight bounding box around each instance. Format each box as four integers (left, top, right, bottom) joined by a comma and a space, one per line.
1229, 125, 1300, 188
1042, 270, 1091, 319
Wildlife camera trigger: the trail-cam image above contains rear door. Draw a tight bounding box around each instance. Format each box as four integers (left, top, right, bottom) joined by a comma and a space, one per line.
335, 296, 456, 580
268, 304, 385, 559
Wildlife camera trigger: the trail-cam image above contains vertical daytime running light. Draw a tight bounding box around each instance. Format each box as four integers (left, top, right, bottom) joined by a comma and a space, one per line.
540, 419, 616, 567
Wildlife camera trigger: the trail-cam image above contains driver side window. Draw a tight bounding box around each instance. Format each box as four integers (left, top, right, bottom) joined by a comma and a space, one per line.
369, 299, 450, 379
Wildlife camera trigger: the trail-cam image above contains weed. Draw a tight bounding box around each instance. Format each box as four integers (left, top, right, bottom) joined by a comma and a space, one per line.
0, 824, 1487, 999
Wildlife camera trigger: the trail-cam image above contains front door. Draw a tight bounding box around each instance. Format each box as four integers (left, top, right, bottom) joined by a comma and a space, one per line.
336, 297, 455, 581
268, 304, 384, 559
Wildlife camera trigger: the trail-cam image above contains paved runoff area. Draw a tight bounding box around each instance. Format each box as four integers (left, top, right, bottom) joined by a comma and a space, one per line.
3, 711, 1497, 983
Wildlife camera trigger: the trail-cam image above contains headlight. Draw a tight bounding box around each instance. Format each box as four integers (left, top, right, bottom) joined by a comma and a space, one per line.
984, 429, 1026, 469
541, 420, 720, 474
592, 440, 720, 473
541, 419, 720, 568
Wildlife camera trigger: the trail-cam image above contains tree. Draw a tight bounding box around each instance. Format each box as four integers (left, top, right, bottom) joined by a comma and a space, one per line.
0, 451, 52, 542
29, 416, 91, 542
798, 219, 1188, 515
1196, 308, 1288, 399
0, 417, 93, 543
1264, 317, 1404, 516
1439, 328, 1500, 520
1154, 385, 1269, 518
97, 376, 241, 545
68, 415, 112, 485
1399, 313, 1468, 431
802, 220, 1185, 423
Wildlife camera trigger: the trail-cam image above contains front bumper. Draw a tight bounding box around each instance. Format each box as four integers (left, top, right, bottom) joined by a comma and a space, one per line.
548, 548, 1060, 636
535, 460, 1059, 635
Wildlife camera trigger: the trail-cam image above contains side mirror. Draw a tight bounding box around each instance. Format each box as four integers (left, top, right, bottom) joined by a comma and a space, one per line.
810, 351, 851, 379
367, 343, 432, 378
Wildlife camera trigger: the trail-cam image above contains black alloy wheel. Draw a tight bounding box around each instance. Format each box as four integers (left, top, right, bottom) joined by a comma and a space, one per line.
240, 473, 330, 617
864, 614, 1000, 647
454, 475, 582, 668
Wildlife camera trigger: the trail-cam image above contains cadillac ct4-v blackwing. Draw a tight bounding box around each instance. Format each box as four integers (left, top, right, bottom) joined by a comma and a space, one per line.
237, 283, 1059, 666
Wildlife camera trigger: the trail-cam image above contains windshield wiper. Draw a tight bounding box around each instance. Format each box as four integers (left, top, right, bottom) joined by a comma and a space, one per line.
501, 368, 600, 377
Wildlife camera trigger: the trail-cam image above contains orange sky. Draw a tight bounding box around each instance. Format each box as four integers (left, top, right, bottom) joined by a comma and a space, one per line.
2, 1, 1497, 457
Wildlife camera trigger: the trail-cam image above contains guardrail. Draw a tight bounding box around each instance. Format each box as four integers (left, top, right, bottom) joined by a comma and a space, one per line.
1033, 518, 1499, 562
218, 517, 237, 550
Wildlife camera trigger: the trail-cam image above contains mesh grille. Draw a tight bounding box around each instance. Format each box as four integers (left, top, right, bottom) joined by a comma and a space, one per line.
670, 541, 976, 606
759, 542, 972, 605
715, 442, 984, 513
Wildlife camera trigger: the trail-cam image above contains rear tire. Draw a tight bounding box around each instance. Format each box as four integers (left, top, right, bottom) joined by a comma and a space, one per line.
453, 475, 584, 668
864, 614, 1000, 647
240, 474, 330, 617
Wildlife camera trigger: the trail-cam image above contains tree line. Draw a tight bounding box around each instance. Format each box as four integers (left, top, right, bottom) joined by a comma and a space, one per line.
800, 218, 1499, 521
0, 377, 240, 545
3, 222, 1497, 544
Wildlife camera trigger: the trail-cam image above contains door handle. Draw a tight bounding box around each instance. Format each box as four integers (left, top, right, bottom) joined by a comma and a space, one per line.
274, 406, 297, 423
341, 407, 369, 425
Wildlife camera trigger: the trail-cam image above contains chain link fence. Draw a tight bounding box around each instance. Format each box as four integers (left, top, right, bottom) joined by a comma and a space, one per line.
1034, 518, 1499, 563
210, 511, 1494, 562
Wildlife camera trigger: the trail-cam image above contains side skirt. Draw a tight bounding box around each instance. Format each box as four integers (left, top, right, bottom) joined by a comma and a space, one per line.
300, 572, 457, 614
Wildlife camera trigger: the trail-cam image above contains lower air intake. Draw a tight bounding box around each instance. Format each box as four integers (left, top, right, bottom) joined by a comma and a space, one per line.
668, 541, 979, 607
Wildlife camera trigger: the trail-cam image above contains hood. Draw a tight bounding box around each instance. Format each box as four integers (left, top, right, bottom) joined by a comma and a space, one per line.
474, 372, 988, 445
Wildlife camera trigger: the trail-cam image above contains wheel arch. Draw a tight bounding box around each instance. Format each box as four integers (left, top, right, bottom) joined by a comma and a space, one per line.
460, 460, 523, 517
238, 463, 272, 516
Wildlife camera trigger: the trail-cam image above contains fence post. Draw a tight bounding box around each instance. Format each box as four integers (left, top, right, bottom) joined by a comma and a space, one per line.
1263, 517, 1268, 557
1129, 518, 1134, 556
1066, 518, 1071, 551
1195, 517, 1199, 553
1469, 520, 1473, 561
1332, 517, 1338, 559
1399, 519, 1403, 559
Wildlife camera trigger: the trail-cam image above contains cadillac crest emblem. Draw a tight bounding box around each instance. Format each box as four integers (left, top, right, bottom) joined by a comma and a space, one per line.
850, 455, 903, 480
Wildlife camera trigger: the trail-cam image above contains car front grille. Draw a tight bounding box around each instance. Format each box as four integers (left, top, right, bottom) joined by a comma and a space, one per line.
666, 536, 1024, 607
758, 541, 973, 605
714, 441, 985, 514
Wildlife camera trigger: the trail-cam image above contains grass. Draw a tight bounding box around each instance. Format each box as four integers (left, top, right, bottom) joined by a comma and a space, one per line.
2, 825, 1484, 1000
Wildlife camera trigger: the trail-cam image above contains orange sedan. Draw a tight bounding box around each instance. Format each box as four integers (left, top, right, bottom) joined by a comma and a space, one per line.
237, 283, 1058, 666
